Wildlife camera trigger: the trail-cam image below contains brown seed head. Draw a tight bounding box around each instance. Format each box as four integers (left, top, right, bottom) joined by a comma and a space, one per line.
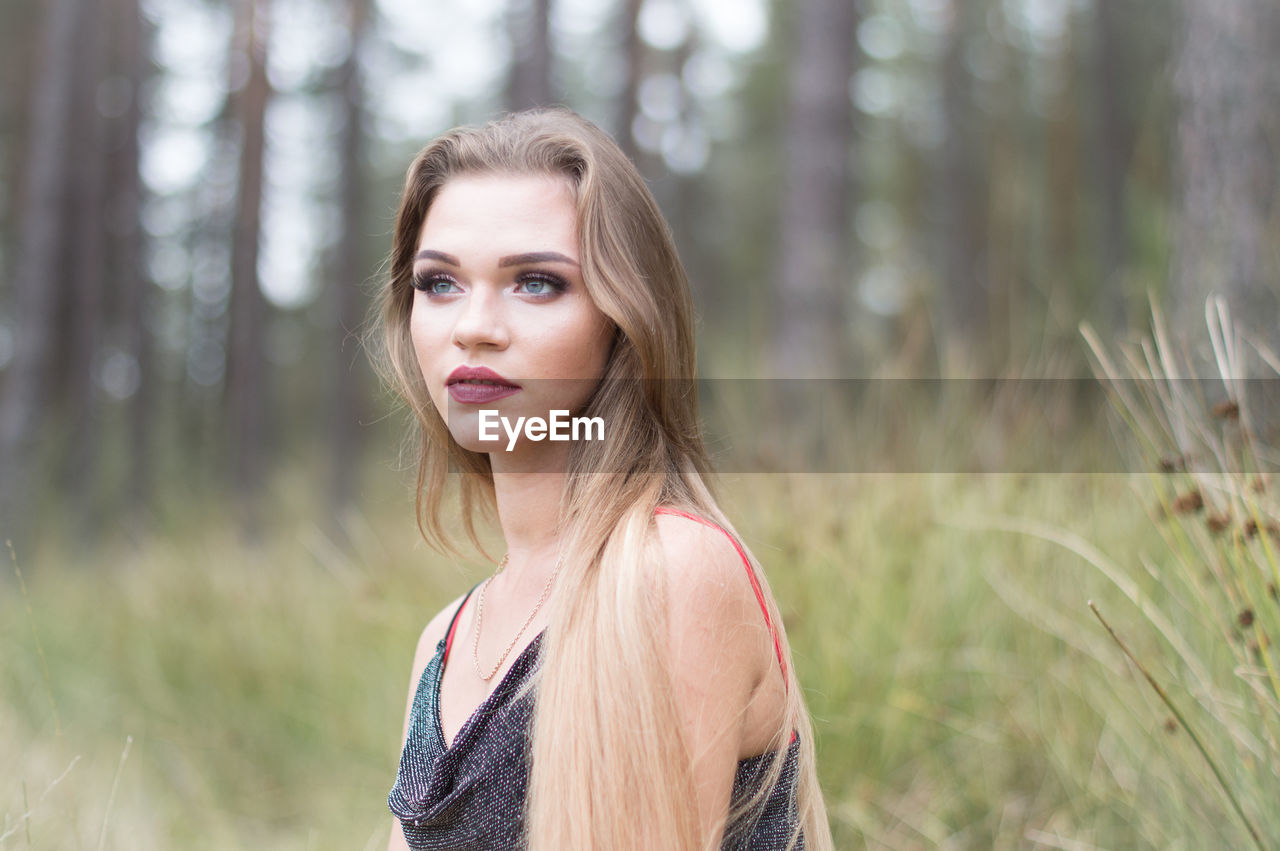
1212, 399, 1240, 420
1239, 608, 1255, 628
1172, 490, 1204, 515
1163, 717, 1178, 734
1206, 512, 1231, 534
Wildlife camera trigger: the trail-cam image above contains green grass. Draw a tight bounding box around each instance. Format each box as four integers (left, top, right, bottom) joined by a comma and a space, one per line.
3, 457, 1277, 848
2, 472, 459, 850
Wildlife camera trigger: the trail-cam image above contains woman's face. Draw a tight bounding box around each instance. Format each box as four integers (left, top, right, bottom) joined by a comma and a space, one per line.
409, 172, 615, 460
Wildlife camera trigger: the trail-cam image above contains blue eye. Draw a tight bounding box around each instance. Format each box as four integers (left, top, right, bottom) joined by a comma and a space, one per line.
516, 273, 567, 296
412, 273, 459, 295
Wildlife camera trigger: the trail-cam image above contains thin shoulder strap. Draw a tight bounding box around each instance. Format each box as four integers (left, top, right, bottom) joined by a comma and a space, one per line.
654, 506, 788, 690
441, 584, 480, 668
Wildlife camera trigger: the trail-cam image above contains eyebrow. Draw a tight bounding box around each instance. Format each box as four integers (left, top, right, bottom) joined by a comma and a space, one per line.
414, 249, 580, 268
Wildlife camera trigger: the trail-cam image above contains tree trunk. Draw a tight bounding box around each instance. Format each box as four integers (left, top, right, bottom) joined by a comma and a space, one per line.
108, 0, 154, 526
62, 0, 111, 539
226, 0, 272, 539
1092, 0, 1128, 330
328, 0, 372, 530
938, 0, 989, 371
772, 0, 857, 377
0, 0, 79, 534
613, 0, 645, 162
504, 0, 553, 111
1172, 0, 1280, 343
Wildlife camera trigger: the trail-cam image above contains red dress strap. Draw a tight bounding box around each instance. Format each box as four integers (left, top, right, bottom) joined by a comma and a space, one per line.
442, 584, 479, 668
654, 506, 789, 690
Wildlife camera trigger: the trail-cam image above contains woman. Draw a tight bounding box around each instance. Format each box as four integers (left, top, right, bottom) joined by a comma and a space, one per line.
374, 107, 832, 850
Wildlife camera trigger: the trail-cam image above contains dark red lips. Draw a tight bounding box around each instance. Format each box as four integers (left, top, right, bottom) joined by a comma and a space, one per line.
446, 365, 521, 404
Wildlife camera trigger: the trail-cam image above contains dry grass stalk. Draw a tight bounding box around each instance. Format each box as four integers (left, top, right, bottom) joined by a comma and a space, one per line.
1087, 601, 1264, 851
1080, 294, 1280, 844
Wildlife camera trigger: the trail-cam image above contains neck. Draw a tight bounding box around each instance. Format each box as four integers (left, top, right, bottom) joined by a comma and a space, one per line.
488, 436, 571, 566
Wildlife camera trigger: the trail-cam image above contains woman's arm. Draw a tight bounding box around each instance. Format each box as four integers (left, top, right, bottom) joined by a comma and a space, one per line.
654, 513, 782, 849
386, 594, 467, 851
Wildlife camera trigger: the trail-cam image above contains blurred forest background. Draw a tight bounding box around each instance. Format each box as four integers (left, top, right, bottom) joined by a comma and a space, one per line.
3, 0, 1278, 542
4, 0, 1280, 848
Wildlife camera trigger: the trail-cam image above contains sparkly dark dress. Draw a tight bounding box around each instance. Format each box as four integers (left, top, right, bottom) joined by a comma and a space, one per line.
389, 509, 804, 850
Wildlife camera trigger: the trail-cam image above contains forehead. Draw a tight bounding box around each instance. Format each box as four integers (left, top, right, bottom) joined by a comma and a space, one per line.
416, 172, 578, 257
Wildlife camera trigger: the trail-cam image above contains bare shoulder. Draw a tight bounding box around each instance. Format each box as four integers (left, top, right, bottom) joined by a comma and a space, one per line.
654, 510, 746, 581
397, 589, 471, 745
390, 590, 471, 851
412, 590, 471, 670
653, 509, 789, 776
652, 512, 772, 688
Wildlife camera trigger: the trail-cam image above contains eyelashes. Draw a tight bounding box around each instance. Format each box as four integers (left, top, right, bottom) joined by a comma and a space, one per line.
515, 272, 569, 296
410, 271, 460, 295
410, 269, 570, 297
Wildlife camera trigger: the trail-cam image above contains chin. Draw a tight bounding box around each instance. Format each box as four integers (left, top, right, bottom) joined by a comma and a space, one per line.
442, 407, 492, 453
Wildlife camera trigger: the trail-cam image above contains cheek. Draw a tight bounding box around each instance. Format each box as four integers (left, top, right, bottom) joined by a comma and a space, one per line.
560, 308, 613, 372
408, 307, 447, 403
408, 304, 440, 362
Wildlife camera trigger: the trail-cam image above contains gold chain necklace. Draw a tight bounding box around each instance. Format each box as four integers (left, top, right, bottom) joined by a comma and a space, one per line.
472, 552, 562, 682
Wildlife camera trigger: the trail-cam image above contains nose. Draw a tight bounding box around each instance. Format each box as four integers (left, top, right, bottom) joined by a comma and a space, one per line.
451, 285, 510, 351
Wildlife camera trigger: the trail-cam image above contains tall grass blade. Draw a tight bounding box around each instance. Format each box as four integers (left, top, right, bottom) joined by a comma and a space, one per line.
9, 541, 61, 743
1088, 601, 1264, 851
95, 736, 132, 851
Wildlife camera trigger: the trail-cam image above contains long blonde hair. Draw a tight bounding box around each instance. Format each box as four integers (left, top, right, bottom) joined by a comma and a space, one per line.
371, 107, 832, 851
